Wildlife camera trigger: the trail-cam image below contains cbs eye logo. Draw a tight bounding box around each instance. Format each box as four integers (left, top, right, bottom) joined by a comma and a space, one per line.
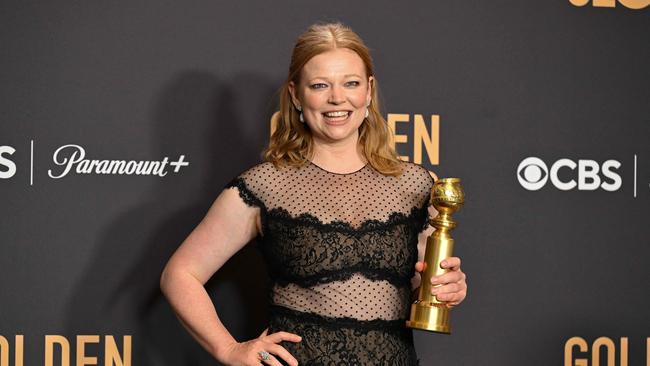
517, 157, 548, 191
517, 157, 622, 191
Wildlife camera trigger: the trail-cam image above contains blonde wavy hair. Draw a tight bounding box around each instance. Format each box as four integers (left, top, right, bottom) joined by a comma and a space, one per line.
262, 22, 404, 176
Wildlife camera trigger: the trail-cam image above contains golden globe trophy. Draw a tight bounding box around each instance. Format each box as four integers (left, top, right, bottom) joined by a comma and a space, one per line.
406, 178, 464, 334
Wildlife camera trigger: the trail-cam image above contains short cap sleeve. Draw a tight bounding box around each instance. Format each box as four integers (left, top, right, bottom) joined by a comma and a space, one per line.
223, 162, 274, 211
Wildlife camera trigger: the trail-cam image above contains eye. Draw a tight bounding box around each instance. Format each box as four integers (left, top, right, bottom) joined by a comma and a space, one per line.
345, 81, 360, 87
310, 83, 328, 89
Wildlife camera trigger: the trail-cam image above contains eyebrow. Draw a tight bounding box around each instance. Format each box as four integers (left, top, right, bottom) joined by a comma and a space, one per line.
308, 74, 363, 82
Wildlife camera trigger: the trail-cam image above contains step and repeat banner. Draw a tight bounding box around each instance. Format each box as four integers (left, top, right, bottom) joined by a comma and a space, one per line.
1, 1, 649, 365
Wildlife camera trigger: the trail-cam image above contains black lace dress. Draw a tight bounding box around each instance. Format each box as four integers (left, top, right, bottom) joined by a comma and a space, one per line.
225, 160, 434, 365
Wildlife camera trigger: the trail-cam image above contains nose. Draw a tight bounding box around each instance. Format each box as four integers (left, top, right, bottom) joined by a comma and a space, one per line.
327, 85, 345, 105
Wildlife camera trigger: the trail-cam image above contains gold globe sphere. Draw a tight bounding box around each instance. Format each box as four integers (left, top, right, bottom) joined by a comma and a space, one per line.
431, 178, 465, 215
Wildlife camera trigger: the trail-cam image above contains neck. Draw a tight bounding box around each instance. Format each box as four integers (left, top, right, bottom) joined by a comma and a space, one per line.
310, 134, 366, 173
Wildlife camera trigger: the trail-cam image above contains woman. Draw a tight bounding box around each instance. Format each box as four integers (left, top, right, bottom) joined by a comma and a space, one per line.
160, 22, 467, 365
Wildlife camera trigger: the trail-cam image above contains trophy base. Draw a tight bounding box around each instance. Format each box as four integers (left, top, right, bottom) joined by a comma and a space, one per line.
405, 301, 451, 334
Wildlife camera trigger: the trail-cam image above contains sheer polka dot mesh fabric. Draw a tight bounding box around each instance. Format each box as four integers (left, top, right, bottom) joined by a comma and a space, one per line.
225, 161, 434, 365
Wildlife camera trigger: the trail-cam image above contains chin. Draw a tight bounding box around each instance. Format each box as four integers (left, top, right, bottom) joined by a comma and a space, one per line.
321, 126, 362, 142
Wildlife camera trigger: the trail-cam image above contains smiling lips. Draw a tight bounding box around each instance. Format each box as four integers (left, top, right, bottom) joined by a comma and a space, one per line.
322, 110, 352, 123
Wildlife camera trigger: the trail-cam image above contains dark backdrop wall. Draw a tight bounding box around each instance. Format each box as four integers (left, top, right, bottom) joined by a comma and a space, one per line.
1, 1, 649, 365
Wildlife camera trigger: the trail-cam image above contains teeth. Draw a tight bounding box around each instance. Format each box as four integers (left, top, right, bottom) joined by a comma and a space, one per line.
324, 111, 349, 117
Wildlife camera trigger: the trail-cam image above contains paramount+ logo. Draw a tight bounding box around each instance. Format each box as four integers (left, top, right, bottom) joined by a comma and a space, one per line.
0, 142, 190, 184
570, 0, 650, 9
517, 157, 622, 191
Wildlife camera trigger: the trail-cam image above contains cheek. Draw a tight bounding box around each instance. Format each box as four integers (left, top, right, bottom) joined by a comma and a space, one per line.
302, 90, 324, 109
351, 88, 370, 107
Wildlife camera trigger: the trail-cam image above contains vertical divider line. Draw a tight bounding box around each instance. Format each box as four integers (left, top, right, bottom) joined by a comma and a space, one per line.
634, 154, 637, 198
30, 139, 34, 186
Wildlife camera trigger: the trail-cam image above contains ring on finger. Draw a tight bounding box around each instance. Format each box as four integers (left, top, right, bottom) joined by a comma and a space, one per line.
258, 351, 271, 361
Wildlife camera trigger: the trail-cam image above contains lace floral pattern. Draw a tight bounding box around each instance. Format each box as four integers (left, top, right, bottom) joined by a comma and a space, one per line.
268, 306, 420, 366
224, 161, 434, 363
261, 205, 426, 287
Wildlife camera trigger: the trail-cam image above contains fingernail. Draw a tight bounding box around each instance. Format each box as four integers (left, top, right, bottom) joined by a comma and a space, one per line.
431, 288, 438, 295
441, 260, 448, 267
430, 277, 439, 284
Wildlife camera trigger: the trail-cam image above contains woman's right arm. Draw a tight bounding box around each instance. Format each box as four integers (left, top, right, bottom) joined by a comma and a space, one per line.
159, 187, 301, 366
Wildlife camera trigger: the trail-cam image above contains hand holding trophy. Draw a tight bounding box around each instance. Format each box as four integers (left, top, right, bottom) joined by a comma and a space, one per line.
406, 178, 465, 334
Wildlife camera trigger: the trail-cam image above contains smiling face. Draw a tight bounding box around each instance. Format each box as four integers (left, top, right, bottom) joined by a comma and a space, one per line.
289, 48, 373, 146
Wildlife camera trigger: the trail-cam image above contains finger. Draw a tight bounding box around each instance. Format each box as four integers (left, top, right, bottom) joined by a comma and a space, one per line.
259, 328, 269, 337
440, 257, 461, 270
266, 343, 299, 366
265, 331, 302, 344
414, 261, 426, 273
431, 270, 465, 285
445, 301, 460, 308
253, 349, 273, 366
259, 352, 283, 366
433, 275, 468, 304
435, 289, 466, 303
431, 282, 460, 296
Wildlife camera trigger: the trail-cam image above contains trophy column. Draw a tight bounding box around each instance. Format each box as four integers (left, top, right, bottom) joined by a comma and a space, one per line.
406, 178, 464, 334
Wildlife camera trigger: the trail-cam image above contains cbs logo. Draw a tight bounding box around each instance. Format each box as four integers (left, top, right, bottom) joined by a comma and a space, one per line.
570, 0, 650, 9
0, 145, 17, 179
517, 157, 621, 191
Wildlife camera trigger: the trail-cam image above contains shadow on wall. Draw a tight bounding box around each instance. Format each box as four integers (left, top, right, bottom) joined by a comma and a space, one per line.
64, 70, 281, 365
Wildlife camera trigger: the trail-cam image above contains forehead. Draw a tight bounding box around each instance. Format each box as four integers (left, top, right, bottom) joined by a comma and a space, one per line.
301, 48, 367, 80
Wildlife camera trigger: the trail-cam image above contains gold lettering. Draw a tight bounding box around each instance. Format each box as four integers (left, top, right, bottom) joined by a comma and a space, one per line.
77, 335, 99, 366
0, 336, 7, 366
0, 336, 23, 366
571, 0, 650, 8
45, 335, 70, 366
593, 0, 616, 6
387, 113, 410, 161
565, 337, 588, 366
619, 337, 628, 366
592, 336, 615, 366
413, 114, 439, 165
105, 335, 132, 366
619, 0, 650, 8
14, 336, 22, 366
